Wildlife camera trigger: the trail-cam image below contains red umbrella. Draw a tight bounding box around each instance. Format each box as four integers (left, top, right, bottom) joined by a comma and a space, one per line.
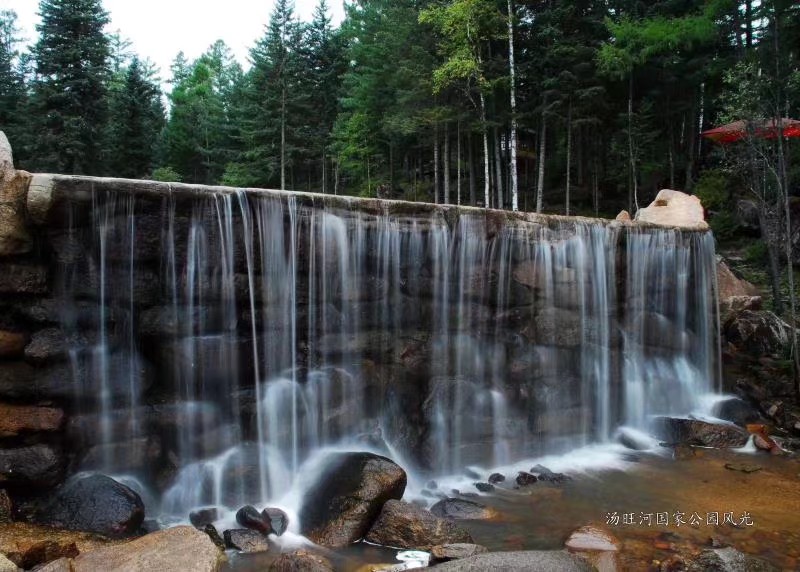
702, 118, 800, 144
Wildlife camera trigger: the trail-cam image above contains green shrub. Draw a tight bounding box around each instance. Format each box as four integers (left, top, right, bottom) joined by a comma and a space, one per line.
744, 240, 768, 266
694, 169, 730, 211
150, 166, 182, 183
709, 210, 740, 241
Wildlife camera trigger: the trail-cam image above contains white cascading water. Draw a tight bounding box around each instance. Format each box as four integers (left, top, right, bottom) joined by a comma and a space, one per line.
55, 189, 719, 526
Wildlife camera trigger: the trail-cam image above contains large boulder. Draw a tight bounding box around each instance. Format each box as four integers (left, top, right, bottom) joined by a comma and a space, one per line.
430, 544, 488, 564
222, 529, 269, 553
0, 131, 32, 257
0, 522, 110, 569
298, 452, 406, 548
712, 397, 762, 427
72, 526, 223, 572
364, 500, 473, 550
652, 417, 749, 448
564, 525, 620, 572
0, 445, 65, 489
716, 258, 760, 302
427, 550, 593, 571
34, 474, 145, 538
723, 310, 791, 357
634, 189, 708, 230
0, 554, 17, 572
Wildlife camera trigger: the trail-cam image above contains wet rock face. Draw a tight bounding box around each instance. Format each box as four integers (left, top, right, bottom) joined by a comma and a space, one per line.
34, 474, 145, 538
712, 397, 762, 427
652, 417, 749, 448
298, 452, 406, 548
364, 500, 473, 550
0, 445, 65, 489
0, 403, 64, 438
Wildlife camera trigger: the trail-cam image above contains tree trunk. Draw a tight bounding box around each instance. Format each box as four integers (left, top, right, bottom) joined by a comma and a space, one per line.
507, 0, 519, 211
444, 125, 450, 204
468, 131, 476, 206
480, 92, 490, 208
434, 123, 440, 204
457, 121, 462, 206
627, 73, 638, 212
281, 87, 286, 190
536, 106, 546, 214
493, 127, 503, 209
565, 98, 572, 216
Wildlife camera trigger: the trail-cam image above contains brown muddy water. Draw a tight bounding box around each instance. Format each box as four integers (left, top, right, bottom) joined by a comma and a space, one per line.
226, 449, 800, 571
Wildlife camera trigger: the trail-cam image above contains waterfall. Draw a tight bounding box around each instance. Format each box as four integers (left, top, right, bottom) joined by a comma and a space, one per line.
55, 188, 718, 522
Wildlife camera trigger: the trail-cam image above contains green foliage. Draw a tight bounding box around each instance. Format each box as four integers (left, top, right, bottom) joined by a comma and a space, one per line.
150, 166, 182, 182
744, 240, 769, 267
694, 169, 731, 212
709, 211, 740, 242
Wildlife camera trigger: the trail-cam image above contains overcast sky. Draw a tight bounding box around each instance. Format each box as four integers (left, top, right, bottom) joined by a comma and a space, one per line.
1, 0, 345, 83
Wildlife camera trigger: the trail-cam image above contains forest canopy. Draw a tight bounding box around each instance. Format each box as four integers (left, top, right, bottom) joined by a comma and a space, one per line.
0, 0, 798, 218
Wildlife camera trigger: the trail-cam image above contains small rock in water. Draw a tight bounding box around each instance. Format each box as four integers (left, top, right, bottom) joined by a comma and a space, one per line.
487, 473, 505, 484
202, 524, 225, 551
189, 507, 219, 528
236, 505, 272, 534
516, 471, 538, 486
262, 507, 289, 536
430, 498, 494, 520
223, 528, 270, 553
531, 465, 569, 484
564, 525, 620, 572
269, 549, 333, 571
724, 462, 762, 473
430, 543, 488, 564
463, 468, 482, 480
474, 482, 494, 493
426, 480, 438, 490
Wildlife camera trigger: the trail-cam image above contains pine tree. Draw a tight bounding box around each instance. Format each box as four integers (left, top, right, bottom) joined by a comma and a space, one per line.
0, 10, 27, 162
107, 57, 165, 178
30, 0, 110, 175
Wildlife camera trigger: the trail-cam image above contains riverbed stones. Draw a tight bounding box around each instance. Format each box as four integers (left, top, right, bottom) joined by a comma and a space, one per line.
653, 417, 749, 448
72, 525, 223, 572
430, 543, 488, 564
515, 471, 538, 486
430, 498, 494, 520
427, 550, 593, 571
364, 500, 472, 550
33, 474, 144, 538
268, 550, 334, 572
684, 547, 779, 572
263, 507, 289, 536
223, 529, 269, 553
298, 452, 406, 547
0, 522, 110, 569
565, 525, 620, 572
0, 553, 18, 572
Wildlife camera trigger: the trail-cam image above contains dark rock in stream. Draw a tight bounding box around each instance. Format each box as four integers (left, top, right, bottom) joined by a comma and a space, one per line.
712, 397, 763, 427
515, 471, 537, 486
190, 507, 219, 528
0, 444, 65, 489
474, 482, 494, 493
653, 417, 749, 448
298, 452, 406, 547
531, 464, 570, 484
487, 473, 505, 484
262, 507, 289, 536
236, 505, 272, 534
34, 474, 145, 538
365, 500, 472, 550
202, 524, 226, 551
684, 547, 779, 571
223, 528, 270, 553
